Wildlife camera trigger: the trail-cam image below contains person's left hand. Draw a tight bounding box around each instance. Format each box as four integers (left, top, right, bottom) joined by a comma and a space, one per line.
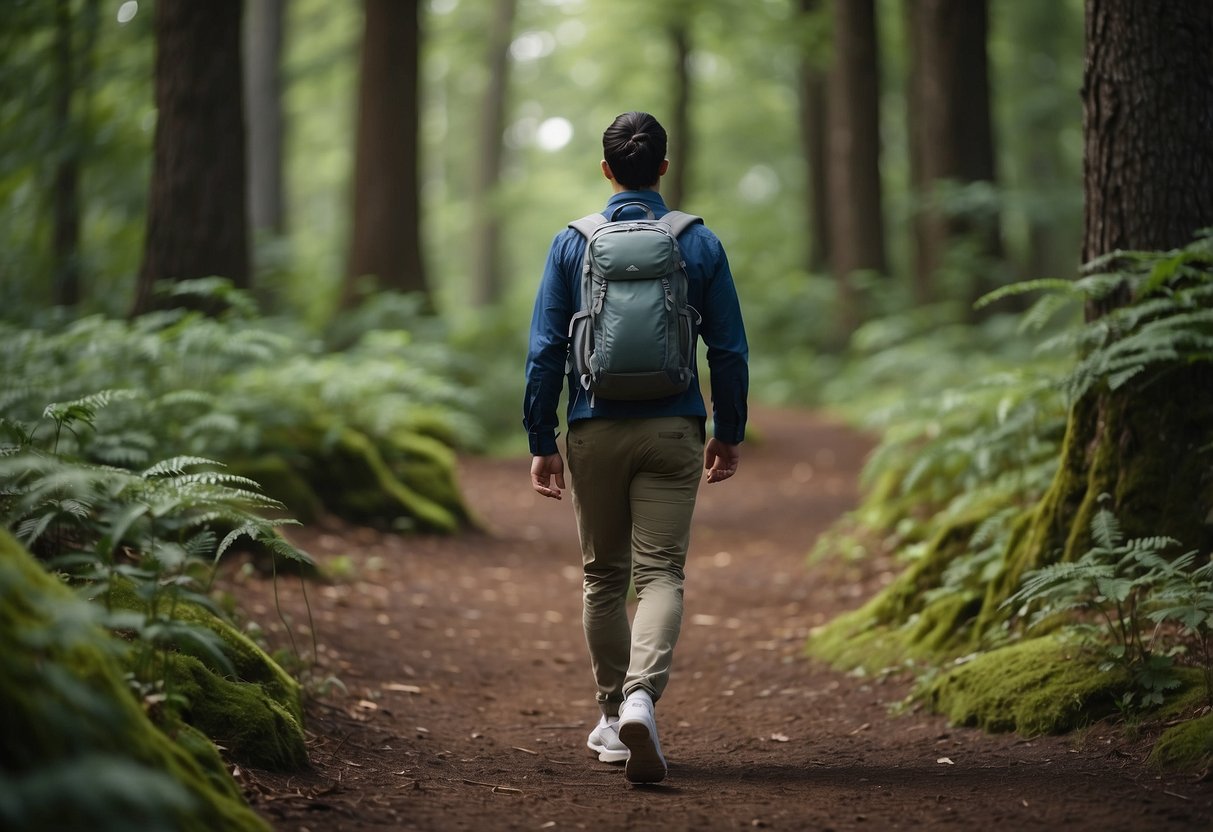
531, 453, 566, 499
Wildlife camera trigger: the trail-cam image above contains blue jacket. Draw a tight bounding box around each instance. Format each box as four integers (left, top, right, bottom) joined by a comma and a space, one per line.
523, 190, 749, 456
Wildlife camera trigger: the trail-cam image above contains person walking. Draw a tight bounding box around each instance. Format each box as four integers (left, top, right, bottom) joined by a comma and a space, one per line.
523, 111, 749, 784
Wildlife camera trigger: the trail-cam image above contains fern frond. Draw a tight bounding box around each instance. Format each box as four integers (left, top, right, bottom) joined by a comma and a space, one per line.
141, 456, 224, 478
974, 278, 1078, 311
1090, 506, 1123, 549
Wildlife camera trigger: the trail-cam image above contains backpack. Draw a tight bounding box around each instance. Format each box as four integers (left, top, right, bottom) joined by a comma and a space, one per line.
566, 202, 703, 403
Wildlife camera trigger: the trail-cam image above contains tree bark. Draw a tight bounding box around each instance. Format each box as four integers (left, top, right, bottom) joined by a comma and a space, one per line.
470, 0, 516, 308
344, 0, 428, 307
245, 0, 287, 236
133, 0, 250, 316
825, 0, 886, 330
905, 0, 1000, 303
797, 0, 830, 274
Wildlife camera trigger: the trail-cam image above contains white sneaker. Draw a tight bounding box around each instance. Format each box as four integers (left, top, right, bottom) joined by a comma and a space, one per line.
617, 690, 667, 783
586, 715, 629, 764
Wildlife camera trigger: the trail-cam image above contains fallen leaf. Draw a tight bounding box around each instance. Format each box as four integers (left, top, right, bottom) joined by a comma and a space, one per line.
384, 683, 422, 694
937, 757, 954, 765
770, 733, 790, 742
357, 699, 379, 710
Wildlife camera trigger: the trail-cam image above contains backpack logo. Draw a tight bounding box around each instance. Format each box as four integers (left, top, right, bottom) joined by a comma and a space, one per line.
566, 204, 704, 403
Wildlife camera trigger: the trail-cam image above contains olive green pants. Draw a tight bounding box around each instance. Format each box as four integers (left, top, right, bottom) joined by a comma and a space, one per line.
566, 416, 703, 717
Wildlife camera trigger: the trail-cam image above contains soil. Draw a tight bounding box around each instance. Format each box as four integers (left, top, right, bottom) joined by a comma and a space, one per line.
230, 407, 1213, 831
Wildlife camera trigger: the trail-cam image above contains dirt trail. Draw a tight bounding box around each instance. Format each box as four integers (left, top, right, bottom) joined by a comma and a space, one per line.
237, 407, 1213, 831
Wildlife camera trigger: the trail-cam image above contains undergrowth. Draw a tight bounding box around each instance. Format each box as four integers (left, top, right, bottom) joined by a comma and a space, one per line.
808, 231, 1213, 760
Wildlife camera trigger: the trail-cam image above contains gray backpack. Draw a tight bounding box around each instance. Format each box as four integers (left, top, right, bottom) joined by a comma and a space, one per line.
567, 202, 703, 402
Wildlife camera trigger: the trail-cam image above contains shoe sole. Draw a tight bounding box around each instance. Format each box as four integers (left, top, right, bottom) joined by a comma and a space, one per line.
587, 738, 629, 764
617, 720, 667, 783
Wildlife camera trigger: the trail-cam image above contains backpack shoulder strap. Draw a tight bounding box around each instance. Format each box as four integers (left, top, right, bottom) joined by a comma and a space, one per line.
661, 210, 703, 239
569, 213, 608, 240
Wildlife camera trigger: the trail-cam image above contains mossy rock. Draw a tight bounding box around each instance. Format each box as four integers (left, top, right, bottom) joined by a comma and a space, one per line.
383, 429, 472, 527
1150, 713, 1213, 771
0, 530, 270, 831
165, 652, 307, 771
226, 454, 324, 525
104, 578, 303, 725
268, 422, 463, 532
922, 636, 1128, 735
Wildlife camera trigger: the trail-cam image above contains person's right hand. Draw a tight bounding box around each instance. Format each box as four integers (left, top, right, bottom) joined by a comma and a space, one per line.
704, 438, 740, 484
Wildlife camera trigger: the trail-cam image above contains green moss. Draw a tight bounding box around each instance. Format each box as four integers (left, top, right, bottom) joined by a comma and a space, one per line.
923, 636, 1128, 735
269, 422, 463, 532
805, 600, 905, 673
0, 530, 270, 831
383, 429, 471, 527
106, 578, 303, 725
165, 652, 307, 771
1150, 713, 1213, 771
907, 592, 982, 653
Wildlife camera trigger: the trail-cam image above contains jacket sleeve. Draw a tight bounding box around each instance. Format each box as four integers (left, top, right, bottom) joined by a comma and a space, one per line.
523, 232, 577, 456
697, 237, 749, 444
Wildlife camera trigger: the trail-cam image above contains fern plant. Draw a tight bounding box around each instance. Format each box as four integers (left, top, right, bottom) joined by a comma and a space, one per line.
1147, 552, 1213, 708
1004, 500, 1186, 707
0, 388, 309, 707
978, 229, 1213, 403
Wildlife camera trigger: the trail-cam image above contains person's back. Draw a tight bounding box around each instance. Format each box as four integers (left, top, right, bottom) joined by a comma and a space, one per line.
523, 111, 749, 784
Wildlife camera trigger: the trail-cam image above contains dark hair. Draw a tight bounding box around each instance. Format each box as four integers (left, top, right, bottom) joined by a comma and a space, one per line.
602, 112, 667, 190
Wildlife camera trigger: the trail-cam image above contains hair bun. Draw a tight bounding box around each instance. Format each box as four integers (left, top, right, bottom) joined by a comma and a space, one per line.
631, 132, 649, 145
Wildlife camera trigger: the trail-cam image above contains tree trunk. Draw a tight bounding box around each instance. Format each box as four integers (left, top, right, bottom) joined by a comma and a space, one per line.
245, 0, 287, 236
985, 0, 1213, 616
797, 0, 830, 274
665, 20, 691, 211
133, 0, 250, 316
51, 0, 98, 308
51, 0, 80, 308
344, 0, 428, 307
825, 0, 886, 331
470, 0, 516, 308
905, 0, 1000, 303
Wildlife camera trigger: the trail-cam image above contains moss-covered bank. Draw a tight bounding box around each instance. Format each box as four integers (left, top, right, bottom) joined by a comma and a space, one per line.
922, 637, 1129, 735
236, 420, 472, 533
0, 530, 270, 831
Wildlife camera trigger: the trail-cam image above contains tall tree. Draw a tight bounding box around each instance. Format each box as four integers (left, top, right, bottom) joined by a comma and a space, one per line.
905, 0, 1000, 303
470, 0, 516, 308
664, 19, 691, 210
50, 0, 99, 308
825, 0, 887, 330
244, 0, 287, 236
990, 0, 1213, 609
344, 0, 428, 307
797, 0, 830, 275
133, 0, 250, 316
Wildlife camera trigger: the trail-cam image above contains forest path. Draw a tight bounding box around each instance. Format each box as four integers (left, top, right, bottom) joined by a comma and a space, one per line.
239, 407, 1213, 831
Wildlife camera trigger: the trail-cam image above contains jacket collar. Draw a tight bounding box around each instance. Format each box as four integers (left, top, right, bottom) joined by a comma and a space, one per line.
604, 190, 667, 218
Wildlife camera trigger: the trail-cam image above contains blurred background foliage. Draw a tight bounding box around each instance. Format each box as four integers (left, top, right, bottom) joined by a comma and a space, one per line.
0, 0, 1088, 443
